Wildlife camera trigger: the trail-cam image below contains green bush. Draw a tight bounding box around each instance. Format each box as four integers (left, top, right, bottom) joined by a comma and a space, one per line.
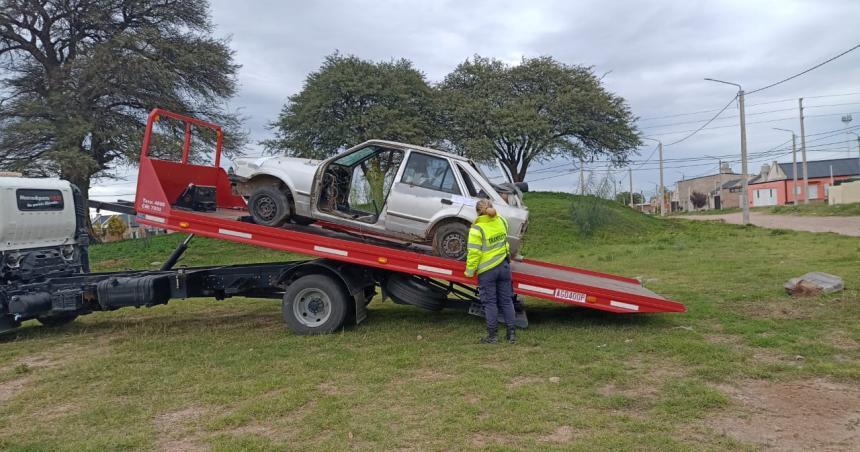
570, 195, 617, 235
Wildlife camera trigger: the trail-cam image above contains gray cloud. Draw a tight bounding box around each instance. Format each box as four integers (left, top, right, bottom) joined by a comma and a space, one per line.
99, 0, 860, 198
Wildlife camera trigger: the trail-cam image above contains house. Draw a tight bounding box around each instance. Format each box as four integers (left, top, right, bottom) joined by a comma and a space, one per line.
747, 158, 860, 206
675, 163, 740, 211
92, 213, 168, 241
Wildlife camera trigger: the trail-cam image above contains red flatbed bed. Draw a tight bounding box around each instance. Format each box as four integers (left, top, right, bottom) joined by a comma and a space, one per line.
134, 109, 685, 316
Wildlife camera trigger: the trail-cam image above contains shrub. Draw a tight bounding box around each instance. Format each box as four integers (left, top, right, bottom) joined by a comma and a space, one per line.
570, 195, 617, 236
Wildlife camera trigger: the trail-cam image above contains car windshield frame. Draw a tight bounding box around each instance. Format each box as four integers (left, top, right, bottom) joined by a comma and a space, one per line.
332, 145, 380, 167
471, 160, 513, 185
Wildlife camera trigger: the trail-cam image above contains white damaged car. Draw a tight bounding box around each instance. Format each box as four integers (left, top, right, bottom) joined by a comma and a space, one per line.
230, 140, 529, 260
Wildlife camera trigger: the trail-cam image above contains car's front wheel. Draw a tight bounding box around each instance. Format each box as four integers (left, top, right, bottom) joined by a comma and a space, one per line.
249, 186, 291, 227
432, 222, 470, 260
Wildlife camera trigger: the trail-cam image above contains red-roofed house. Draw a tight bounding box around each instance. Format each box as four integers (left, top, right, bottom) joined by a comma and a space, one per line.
748, 158, 860, 206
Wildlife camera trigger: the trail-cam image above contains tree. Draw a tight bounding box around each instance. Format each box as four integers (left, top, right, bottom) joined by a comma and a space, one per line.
0, 0, 243, 202
690, 191, 708, 209
105, 215, 127, 238
615, 191, 644, 205
264, 53, 439, 159
438, 56, 641, 182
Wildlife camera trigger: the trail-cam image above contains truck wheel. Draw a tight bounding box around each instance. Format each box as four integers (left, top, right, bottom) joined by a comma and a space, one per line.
249, 186, 291, 227
384, 273, 446, 311
282, 274, 349, 335
37, 314, 78, 327
432, 222, 469, 260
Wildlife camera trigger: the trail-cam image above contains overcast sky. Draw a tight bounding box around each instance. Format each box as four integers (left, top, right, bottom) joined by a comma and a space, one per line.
93, 0, 860, 201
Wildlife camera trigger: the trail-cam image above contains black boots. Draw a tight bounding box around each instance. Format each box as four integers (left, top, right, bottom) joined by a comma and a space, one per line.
480, 328, 498, 344
481, 327, 517, 344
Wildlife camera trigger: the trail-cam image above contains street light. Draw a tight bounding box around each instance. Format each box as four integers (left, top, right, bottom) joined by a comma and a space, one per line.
773, 128, 799, 205
705, 78, 749, 225
641, 137, 666, 216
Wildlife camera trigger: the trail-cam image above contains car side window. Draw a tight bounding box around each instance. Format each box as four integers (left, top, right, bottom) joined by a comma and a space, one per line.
401, 152, 461, 195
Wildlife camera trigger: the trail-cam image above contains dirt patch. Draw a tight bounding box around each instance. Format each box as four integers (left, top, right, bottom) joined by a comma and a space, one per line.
734, 299, 817, 320
826, 331, 860, 351
0, 376, 31, 403
599, 359, 686, 400
707, 378, 860, 450
540, 425, 576, 443
470, 431, 519, 448
506, 376, 541, 390
316, 382, 340, 395
226, 423, 281, 439
154, 406, 211, 451
411, 368, 454, 381
703, 334, 743, 345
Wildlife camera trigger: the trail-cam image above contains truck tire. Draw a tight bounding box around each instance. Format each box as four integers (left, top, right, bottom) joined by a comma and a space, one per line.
249, 186, 291, 227
384, 273, 446, 311
432, 221, 469, 260
282, 274, 350, 335
36, 314, 78, 327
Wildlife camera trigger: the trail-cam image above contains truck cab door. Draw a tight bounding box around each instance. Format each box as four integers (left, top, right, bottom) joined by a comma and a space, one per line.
385, 151, 464, 238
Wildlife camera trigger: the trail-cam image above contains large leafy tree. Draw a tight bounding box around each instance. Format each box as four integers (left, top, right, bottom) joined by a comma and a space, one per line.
0, 0, 243, 200
439, 56, 641, 182
264, 53, 439, 159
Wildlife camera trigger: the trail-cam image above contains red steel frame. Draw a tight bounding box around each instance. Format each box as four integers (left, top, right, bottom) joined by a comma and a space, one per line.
135, 109, 685, 314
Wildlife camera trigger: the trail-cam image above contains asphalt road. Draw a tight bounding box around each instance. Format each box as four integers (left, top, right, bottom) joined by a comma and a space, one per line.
682, 212, 860, 237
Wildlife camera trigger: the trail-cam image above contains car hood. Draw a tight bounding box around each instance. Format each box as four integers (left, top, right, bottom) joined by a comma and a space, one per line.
233, 156, 321, 178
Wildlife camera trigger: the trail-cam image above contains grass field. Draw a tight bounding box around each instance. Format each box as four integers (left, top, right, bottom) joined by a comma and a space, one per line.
675, 201, 860, 217
2, 193, 858, 450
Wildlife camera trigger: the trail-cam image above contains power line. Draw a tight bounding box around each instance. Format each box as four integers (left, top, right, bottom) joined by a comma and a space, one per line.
637, 92, 860, 122
747, 43, 860, 95
664, 95, 738, 146
640, 106, 796, 130
641, 102, 860, 131
651, 111, 860, 136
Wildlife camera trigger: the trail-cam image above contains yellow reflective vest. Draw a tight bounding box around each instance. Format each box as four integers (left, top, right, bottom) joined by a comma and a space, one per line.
465, 214, 509, 277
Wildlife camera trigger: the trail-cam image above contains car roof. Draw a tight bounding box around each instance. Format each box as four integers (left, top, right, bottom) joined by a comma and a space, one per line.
354, 140, 472, 163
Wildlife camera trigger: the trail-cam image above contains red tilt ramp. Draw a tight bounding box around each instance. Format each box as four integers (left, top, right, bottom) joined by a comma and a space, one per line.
134, 109, 685, 315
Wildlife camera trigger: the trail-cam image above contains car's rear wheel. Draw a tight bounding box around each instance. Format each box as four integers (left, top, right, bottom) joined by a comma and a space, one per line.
249, 186, 291, 227
432, 222, 469, 260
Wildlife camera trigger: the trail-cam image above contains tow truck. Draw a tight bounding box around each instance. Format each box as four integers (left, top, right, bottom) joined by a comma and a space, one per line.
0, 109, 684, 335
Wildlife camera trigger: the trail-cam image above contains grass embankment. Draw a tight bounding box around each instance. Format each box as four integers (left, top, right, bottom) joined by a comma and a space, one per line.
1, 192, 858, 450
768, 201, 860, 216
675, 201, 860, 217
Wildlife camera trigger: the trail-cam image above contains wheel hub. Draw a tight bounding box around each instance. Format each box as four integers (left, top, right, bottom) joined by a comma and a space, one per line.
442, 232, 465, 258
292, 288, 332, 327
255, 196, 276, 220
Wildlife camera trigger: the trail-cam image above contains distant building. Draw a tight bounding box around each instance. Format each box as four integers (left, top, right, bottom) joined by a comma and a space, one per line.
675, 163, 739, 211
747, 158, 860, 206
92, 213, 169, 241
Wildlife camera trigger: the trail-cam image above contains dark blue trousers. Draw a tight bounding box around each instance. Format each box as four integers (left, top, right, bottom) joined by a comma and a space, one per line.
478, 259, 515, 330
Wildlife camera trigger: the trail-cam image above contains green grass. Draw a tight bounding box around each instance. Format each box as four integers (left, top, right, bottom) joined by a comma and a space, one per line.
674, 201, 860, 217
1, 192, 858, 450
768, 201, 860, 216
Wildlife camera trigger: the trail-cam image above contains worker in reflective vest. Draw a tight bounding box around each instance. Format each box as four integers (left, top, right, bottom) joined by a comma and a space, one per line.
465, 199, 516, 343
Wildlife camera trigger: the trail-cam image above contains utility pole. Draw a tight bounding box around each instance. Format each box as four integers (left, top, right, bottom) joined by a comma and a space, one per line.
799, 98, 809, 204
738, 89, 749, 224
774, 128, 798, 204
642, 137, 665, 216
658, 141, 665, 216
628, 167, 633, 206
705, 78, 749, 224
